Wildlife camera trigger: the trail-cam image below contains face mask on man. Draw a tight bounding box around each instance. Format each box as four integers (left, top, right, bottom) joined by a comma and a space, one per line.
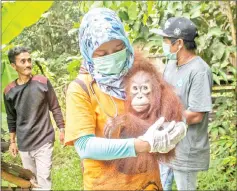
93, 48, 127, 75
162, 40, 182, 60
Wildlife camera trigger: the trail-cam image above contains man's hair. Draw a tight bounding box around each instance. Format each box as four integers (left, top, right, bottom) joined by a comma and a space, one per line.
8, 47, 31, 64
169, 37, 197, 51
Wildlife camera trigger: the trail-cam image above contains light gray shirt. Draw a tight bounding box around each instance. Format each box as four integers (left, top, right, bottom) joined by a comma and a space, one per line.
163, 56, 213, 171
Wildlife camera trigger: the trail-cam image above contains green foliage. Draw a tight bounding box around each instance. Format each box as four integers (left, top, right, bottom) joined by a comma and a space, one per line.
46, 53, 81, 113
1, 60, 18, 112
2, 1, 53, 45
198, 159, 236, 190
204, 93, 237, 191
13, 1, 80, 59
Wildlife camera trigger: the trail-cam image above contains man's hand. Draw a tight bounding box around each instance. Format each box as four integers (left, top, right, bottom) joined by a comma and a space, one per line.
9, 142, 18, 157
59, 128, 65, 145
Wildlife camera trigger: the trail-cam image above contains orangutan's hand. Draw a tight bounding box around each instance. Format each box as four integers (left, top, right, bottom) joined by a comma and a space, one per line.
104, 116, 125, 138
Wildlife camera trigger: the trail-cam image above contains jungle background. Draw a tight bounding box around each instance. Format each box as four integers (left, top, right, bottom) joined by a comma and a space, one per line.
1, 1, 236, 190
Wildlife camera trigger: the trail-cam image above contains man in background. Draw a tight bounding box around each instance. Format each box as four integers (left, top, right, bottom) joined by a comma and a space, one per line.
4, 46, 65, 189
152, 17, 213, 190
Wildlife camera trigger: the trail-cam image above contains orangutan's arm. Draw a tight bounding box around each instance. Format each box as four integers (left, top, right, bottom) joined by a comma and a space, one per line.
104, 114, 149, 139
104, 115, 127, 138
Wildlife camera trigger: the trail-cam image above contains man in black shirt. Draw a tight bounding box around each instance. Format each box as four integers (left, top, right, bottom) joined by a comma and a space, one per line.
4, 47, 65, 189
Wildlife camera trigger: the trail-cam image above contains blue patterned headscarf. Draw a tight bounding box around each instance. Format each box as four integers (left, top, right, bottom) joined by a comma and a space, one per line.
79, 8, 134, 100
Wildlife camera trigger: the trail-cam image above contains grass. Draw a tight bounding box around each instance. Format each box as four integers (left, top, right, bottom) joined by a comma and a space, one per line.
51, 137, 83, 190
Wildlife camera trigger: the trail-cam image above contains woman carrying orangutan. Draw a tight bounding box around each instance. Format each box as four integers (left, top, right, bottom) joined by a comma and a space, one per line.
64, 8, 187, 190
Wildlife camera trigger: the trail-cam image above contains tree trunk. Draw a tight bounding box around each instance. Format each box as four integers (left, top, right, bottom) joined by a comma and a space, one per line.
34, 61, 45, 75
1, 170, 31, 188
1, 162, 34, 181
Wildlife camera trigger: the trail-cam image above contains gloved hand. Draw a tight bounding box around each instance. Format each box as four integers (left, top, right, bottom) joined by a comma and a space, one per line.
138, 117, 187, 153
168, 121, 187, 146
155, 121, 187, 153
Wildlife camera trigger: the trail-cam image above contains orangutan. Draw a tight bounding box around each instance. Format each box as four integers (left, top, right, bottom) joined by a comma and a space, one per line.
104, 52, 184, 175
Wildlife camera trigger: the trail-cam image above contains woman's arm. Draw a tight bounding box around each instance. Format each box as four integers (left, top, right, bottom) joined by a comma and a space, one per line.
74, 135, 141, 160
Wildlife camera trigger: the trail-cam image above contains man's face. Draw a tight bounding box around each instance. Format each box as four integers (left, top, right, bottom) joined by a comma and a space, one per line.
11, 52, 32, 77
163, 37, 181, 53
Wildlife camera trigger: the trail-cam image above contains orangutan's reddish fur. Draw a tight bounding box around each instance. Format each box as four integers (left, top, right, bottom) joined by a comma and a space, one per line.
109, 52, 184, 175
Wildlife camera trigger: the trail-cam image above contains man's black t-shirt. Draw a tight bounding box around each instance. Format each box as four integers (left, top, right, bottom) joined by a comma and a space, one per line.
4, 75, 64, 151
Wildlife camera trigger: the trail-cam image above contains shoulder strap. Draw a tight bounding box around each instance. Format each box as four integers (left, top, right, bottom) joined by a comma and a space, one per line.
74, 78, 90, 97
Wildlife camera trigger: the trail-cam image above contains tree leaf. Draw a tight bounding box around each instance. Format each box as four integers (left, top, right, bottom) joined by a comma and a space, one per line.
147, 1, 154, 15
143, 14, 148, 25
220, 60, 229, 69
103, 1, 113, 7
219, 69, 228, 83
183, 13, 190, 19
133, 21, 141, 32
128, 2, 137, 20
190, 4, 201, 18
213, 73, 221, 85
210, 40, 225, 60
228, 66, 237, 75
140, 26, 149, 40
119, 10, 129, 21
208, 27, 224, 36
191, 10, 201, 18
218, 127, 226, 135
2, 1, 53, 45
67, 60, 80, 73
90, 1, 103, 9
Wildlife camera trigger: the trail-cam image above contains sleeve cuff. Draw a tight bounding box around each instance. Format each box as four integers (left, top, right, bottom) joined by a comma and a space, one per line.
188, 107, 212, 113
128, 138, 137, 157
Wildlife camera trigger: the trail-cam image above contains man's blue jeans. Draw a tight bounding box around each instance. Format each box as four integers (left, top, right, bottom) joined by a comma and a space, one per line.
159, 164, 198, 190
159, 164, 174, 191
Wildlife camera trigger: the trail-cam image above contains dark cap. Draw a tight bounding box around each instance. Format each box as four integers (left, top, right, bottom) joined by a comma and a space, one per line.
151, 17, 198, 41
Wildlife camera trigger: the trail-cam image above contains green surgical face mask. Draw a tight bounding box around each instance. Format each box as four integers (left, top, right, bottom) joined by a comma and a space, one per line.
93, 48, 127, 75
162, 41, 182, 60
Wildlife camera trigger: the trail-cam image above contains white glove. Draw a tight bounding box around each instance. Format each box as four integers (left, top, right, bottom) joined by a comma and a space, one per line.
138, 117, 173, 152
155, 121, 187, 153
138, 117, 187, 153
168, 121, 187, 146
